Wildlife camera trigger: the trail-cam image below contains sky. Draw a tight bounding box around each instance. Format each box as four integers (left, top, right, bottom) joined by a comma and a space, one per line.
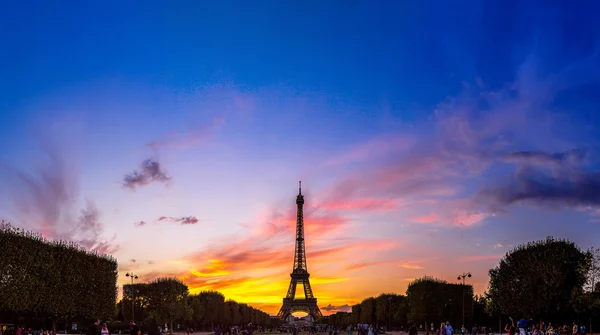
1, 0, 600, 316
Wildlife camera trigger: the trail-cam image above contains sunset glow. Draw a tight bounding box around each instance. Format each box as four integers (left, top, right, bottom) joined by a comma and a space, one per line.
2, 0, 600, 316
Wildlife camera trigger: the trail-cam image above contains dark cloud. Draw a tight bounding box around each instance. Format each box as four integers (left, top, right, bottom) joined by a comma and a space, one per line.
502, 148, 592, 168
147, 260, 155, 265
157, 216, 199, 225
130, 259, 136, 263
135, 221, 146, 227
480, 165, 600, 207
122, 158, 170, 190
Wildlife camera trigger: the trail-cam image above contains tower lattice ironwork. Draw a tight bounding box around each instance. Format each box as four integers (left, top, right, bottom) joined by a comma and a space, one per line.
277, 181, 322, 321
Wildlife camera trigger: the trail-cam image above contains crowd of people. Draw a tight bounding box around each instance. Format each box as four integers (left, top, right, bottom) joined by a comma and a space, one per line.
5, 319, 593, 335
504, 317, 587, 335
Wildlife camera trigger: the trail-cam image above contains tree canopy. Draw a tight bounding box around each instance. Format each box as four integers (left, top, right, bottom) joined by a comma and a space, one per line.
487, 237, 590, 320
0, 222, 118, 333
122, 285, 271, 330
407, 277, 473, 327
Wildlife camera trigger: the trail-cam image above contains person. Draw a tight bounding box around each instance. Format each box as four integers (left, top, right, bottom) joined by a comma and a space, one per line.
101, 324, 110, 335
445, 322, 453, 335
572, 323, 578, 335
517, 319, 527, 335
130, 321, 140, 335
461, 326, 466, 335
440, 323, 446, 335
505, 318, 516, 335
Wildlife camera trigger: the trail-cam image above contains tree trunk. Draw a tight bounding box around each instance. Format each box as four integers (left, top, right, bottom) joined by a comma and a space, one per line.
52, 317, 58, 335
170, 320, 173, 335
499, 316, 502, 335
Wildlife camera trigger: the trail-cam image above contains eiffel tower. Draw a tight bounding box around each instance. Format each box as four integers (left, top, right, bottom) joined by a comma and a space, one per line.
277, 181, 322, 322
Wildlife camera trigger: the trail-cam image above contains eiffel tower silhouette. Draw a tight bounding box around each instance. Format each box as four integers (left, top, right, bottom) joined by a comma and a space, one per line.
277, 182, 322, 321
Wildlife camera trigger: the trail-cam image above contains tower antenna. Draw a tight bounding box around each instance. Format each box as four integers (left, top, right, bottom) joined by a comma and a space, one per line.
299, 181, 302, 194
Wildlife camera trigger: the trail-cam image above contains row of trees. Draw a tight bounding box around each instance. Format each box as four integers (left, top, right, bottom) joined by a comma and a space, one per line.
326, 279, 473, 329
0, 222, 118, 334
121, 282, 271, 332
326, 238, 600, 331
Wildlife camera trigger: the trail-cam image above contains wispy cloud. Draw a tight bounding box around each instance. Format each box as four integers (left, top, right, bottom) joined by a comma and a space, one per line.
2, 132, 118, 254
148, 115, 226, 150
399, 263, 424, 270
133, 189, 397, 313
122, 158, 171, 190
157, 216, 199, 225
411, 214, 441, 224
315, 53, 600, 229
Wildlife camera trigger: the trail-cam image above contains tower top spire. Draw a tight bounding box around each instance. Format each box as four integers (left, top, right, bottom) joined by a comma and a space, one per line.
296, 181, 304, 205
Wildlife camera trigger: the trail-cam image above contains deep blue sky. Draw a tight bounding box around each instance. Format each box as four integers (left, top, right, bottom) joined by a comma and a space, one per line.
1, 0, 600, 313
3, 0, 597, 113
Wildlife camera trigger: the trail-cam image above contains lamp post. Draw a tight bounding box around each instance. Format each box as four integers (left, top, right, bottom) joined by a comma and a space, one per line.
126, 272, 139, 322
457, 272, 471, 328
387, 296, 393, 332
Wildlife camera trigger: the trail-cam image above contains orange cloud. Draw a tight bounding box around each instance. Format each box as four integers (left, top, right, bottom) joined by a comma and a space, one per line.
399, 263, 424, 270
254, 205, 351, 239
130, 187, 408, 314
344, 261, 387, 271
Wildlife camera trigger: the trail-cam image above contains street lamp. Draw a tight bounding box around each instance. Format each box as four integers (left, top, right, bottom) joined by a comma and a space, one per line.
457, 273, 471, 329
126, 272, 139, 322
387, 296, 393, 332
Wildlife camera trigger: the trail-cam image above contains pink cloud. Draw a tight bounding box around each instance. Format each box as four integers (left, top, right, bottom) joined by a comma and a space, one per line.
148, 115, 225, 150
451, 211, 493, 227
320, 199, 400, 212
411, 214, 441, 223
5, 135, 118, 254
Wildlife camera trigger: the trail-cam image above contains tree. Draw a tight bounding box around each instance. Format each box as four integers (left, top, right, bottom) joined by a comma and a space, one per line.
0, 222, 117, 335
351, 304, 361, 324
146, 278, 189, 334
585, 247, 600, 292
487, 237, 590, 321
407, 276, 473, 328
390, 295, 408, 328
360, 297, 376, 324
